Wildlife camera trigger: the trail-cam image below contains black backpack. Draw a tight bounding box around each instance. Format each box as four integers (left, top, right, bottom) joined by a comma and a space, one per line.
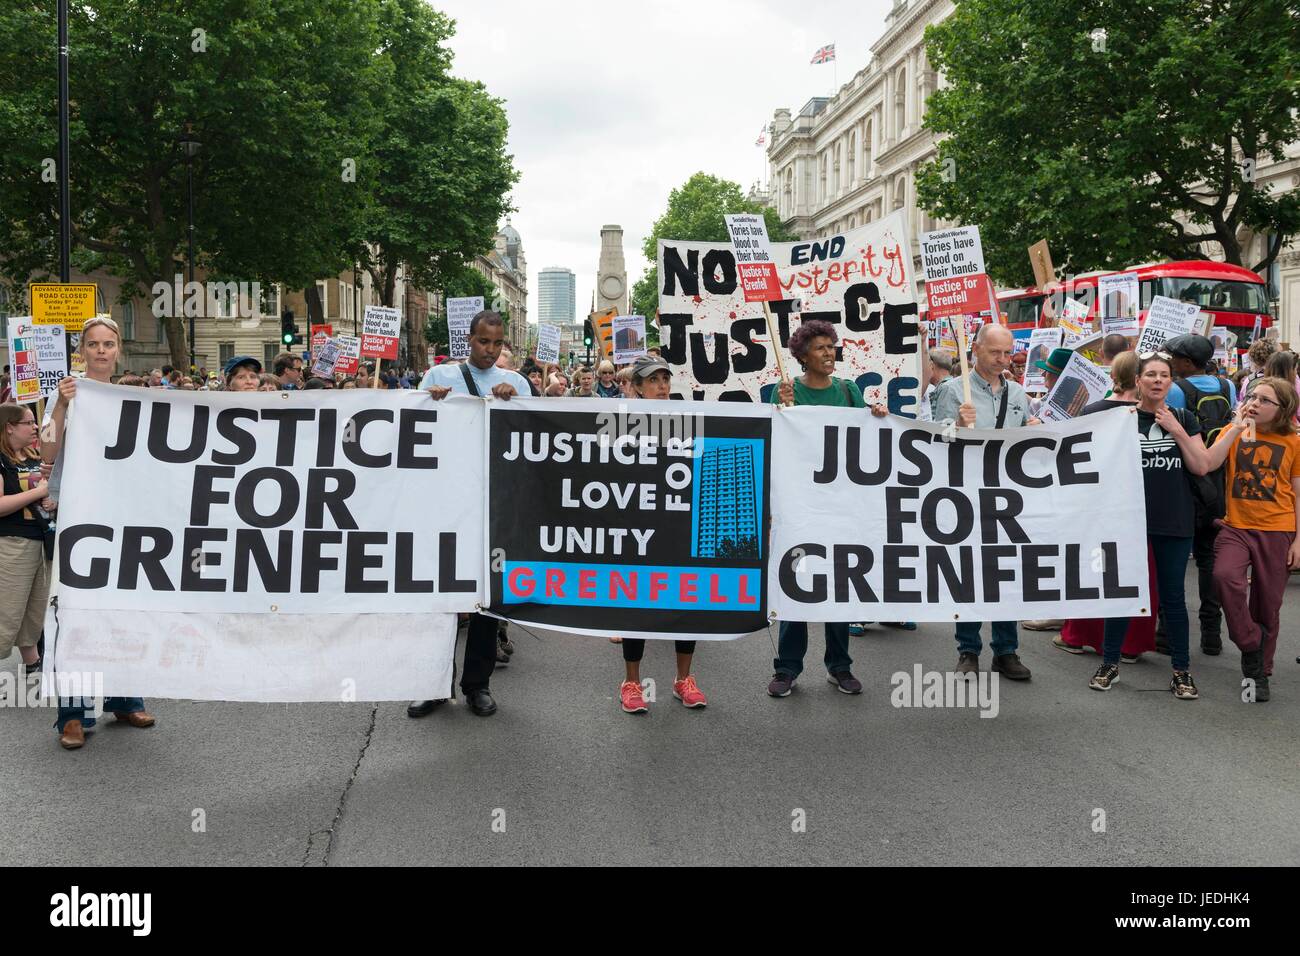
1174, 377, 1231, 521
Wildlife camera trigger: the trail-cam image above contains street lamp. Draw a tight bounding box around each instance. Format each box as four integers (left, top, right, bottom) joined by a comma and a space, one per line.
179, 124, 201, 371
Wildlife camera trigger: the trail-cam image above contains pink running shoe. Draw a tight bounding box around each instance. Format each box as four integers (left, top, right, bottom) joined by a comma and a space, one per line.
620, 680, 648, 714
673, 675, 708, 708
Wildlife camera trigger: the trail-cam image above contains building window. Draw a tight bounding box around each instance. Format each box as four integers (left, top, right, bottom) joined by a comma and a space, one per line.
263, 343, 280, 369
832, 144, 841, 196
864, 120, 873, 174
219, 342, 235, 367
213, 286, 235, 318
316, 280, 329, 319
259, 283, 279, 318
847, 132, 856, 186
121, 300, 136, 340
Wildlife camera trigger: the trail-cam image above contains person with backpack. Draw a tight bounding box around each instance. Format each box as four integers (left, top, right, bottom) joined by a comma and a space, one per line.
1164, 334, 1235, 656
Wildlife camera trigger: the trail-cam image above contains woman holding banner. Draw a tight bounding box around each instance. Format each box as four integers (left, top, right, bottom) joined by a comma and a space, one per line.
41, 315, 156, 749
1056, 352, 1157, 660
767, 320, 864, 697
617, 354, 707, 713
0, 403, 51, 679
1087, 351, 1237, 700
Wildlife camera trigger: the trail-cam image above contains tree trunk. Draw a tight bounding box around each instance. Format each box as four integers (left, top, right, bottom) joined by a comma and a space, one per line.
165, 315, 189, 370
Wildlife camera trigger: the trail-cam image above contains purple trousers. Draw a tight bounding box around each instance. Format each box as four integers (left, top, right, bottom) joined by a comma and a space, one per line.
1213, 523, 1293, 676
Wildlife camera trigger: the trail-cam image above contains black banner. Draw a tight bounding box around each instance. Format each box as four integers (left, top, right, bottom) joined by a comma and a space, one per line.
487, 400, 770, 636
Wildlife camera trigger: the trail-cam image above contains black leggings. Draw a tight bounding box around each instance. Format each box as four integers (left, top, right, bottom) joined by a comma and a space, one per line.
621, 639, 696, 663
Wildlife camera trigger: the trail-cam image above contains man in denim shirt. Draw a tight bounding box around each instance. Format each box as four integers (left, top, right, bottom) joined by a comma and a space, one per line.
931, 323, 1035, 681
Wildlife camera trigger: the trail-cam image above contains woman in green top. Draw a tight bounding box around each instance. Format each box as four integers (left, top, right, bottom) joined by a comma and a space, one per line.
768, 319, 865, 697
773, 319, 865, 408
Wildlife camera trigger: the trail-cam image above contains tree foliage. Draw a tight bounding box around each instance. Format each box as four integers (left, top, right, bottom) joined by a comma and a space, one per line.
359, 0, 517, 309
0, 0, 516, 367
630, 173, 798, 321
916, 0, 1300, 285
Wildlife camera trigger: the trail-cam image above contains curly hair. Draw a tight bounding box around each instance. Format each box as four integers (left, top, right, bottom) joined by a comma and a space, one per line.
788, 319, 839, 362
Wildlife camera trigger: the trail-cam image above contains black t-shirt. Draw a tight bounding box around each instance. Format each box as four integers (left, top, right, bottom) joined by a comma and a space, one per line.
1083, 400, 1199, 538
0, 454, 46, 541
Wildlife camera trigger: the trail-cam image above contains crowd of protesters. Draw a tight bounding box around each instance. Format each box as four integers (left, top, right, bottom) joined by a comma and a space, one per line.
3, 305, 1297, 742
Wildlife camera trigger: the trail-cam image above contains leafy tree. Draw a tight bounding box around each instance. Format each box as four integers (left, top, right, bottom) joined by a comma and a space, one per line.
0, 0, 383, 367
358, 0, 517, 308
631, 173, 798, 322
916, 0, 1300, 285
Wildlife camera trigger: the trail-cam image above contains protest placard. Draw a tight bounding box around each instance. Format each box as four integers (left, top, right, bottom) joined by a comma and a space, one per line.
6, 318, 68, 402
362, 306, 401, 359
7, 320, 43, 403
920, 226, 991, 321
1024, 327, 1063, 393
1136, 296, 1200, 354
657, 212, 923, 414
334, 334, 361, 375
487, 398, 770, 639
1098, 272, 1140, 337
1039, 351, 1112, 422
1058, 297, 1094, 347
769, 407, 1149, 622
309, 323, 333, 361
724, 213, 781, 303
311, 337, 341, 378
535, 322, 561, 365
447, 296, 483, 359
612, 315, 648, 364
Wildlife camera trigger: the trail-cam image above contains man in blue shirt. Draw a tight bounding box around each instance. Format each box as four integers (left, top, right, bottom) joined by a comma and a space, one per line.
419, 310, 530, 399
409, 311, 525, 720
1164, 334, 1237, 409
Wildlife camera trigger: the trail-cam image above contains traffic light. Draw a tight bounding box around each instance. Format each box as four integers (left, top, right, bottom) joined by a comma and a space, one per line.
280, 310, 302, 347
568, 350, 575, 364
583, 318, 594, 348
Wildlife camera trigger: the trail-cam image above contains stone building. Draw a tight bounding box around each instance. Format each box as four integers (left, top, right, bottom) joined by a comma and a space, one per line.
763, 0, 1300, 342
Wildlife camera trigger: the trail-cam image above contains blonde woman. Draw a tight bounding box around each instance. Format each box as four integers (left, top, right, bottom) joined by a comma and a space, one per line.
41, 315, 156, 749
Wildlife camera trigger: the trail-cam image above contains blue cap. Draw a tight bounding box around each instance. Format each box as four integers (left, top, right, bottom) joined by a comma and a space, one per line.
223, 355, 262, 379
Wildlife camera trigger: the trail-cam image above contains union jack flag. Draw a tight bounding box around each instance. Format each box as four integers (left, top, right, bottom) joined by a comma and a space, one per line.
755, 128, 767, 146
810, 43, 835, 65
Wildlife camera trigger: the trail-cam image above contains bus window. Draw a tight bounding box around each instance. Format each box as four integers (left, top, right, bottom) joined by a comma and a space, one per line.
1153, 277, 1269, 314
1004, 296, 1043, 326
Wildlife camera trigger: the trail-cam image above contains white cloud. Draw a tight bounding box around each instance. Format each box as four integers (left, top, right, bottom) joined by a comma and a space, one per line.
434, 0, 896, 322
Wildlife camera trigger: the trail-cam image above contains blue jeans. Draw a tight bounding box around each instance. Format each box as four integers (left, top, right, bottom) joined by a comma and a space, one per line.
56, 696, 145, 732
774, 622, 852, 678
954, 621, 1019, 657
1105, 534, 1193, 671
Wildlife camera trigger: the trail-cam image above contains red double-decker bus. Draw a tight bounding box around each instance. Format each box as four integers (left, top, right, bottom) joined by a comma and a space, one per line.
998, 260, 1272, 352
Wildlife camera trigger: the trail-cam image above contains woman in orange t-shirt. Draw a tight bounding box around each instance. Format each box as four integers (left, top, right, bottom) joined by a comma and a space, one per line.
1210, 377, 1300, 702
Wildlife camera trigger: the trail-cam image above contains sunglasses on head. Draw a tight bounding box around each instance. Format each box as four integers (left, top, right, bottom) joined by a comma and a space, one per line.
1138, 350, 1172, 361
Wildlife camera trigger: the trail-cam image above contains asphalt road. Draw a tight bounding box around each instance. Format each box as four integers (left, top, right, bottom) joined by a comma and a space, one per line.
3, 564, 1298, 867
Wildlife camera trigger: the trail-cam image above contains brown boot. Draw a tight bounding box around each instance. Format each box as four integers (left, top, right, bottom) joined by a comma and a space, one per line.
114, 710, 156, 728
992, 653, 1032, 681
59, 720, 85, 750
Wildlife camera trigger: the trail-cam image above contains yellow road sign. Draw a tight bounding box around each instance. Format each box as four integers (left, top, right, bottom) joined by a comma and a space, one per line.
30, 283, 97, 331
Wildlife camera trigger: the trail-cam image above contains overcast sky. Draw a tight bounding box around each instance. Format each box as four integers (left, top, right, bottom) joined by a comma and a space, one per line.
435, 0, 897, 323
